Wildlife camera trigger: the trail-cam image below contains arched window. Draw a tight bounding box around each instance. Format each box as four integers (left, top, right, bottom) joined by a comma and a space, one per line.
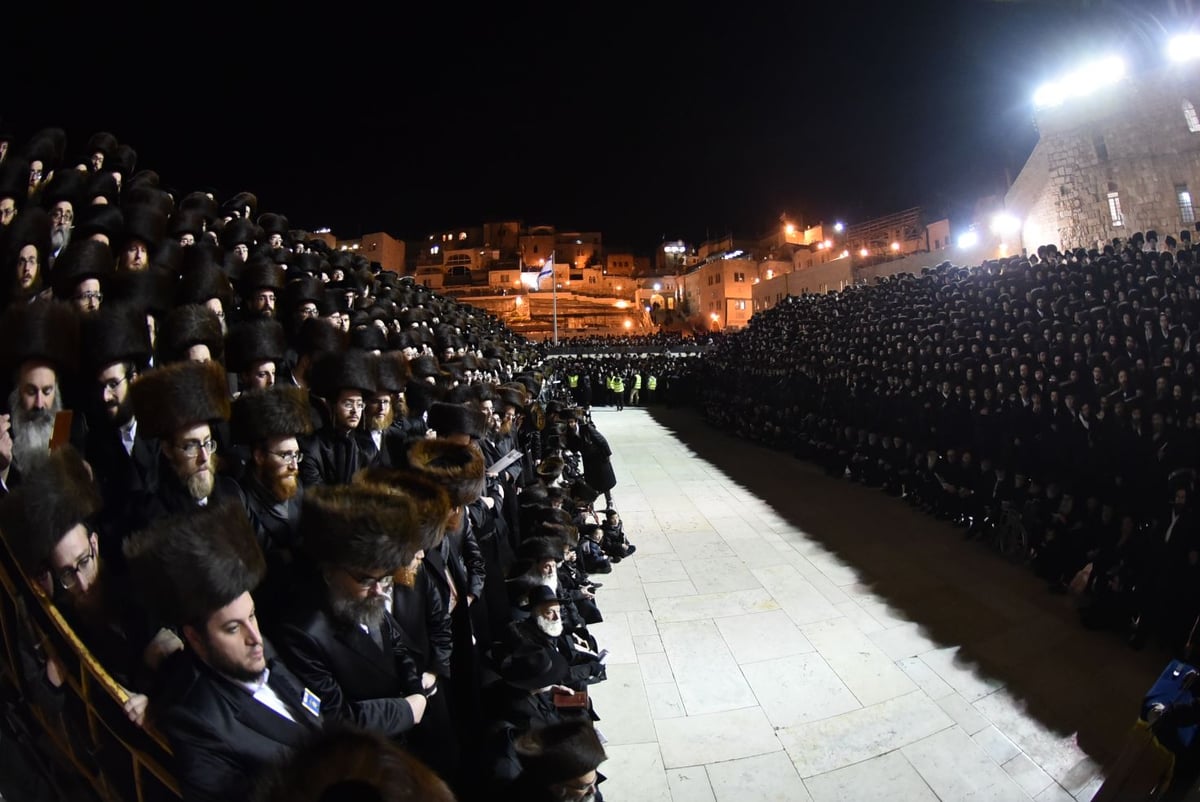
1185, 99, 1200, 133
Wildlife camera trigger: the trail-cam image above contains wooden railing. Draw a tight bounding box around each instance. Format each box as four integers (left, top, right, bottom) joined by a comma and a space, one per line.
0, 530, 181, 801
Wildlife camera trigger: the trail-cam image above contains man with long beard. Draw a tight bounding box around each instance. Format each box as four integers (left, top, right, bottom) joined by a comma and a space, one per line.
231, 385, 313, 558
1, 299, 81, 475
274, 484, 430, 741
129, 360, 243, 524
507, 585, 606, 691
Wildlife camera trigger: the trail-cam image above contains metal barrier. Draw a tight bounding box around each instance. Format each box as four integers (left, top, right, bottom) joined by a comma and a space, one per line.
0, 529, 180, 802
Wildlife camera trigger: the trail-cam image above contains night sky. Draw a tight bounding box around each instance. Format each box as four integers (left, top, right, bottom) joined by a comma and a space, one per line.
4, 2, 1183, 253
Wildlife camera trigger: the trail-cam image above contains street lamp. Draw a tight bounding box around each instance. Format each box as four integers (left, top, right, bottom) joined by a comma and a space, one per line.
833, 222, 844, 233
1169, 34, 1200, 63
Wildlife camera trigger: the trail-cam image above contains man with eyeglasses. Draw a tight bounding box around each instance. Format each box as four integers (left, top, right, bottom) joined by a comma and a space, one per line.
0, 448, 181, 730
274, 484, 430, 740
130, 360, 244, 524
231, 386, 313, 564
300, 350, 380, 487
81, 306, 159, 553
50, 239, 113, 314
40, 168, 84, 265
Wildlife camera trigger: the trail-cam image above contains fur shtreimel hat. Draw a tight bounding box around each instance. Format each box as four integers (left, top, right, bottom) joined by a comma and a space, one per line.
353, 468, 452, 554
426, 402, 488, 440
177, 251, 235, 310
159, 304, 225, 365
231, 385, 313, 445
123, 500, 264, 627
257, 212, 289, 236
50, 240, 113, 300
225, 318, 286, 374
220, 217, 259, 250
310, 349, 375, 399
130, 359, 230, 440
239, 257, 285, 295
403, 439, 485, 507
0, 299, 80, 377
300, 484, 422, 572
103, 268, 175, 320
0, 447, 101, 576
81, 305, 152, 375
371, 352, 411, 394
120, 203, 168, 251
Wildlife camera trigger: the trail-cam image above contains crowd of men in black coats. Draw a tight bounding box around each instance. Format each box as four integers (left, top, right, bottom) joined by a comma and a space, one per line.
0, 123, 634, 802
694, 232, 1200, 657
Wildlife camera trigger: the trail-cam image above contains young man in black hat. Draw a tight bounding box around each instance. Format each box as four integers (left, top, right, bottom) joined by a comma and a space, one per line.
81, 306, 159, 542
124, 501, 322, 802
300, 350, 379, 486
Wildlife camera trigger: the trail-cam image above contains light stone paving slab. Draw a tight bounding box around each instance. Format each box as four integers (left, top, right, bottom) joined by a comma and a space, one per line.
804, 750, 940, 802
900, 726, 1033, 802
714, 609, 815, 664
740, 652, 861, 728
655, 707, 782, 769
777, 691, 955, 777
587, 662, 658, 745
600, 744, 673, 802
704, 752, 811, 802
800, 617, 918, 706
659, 619, 758, 715
666, 766, 717, 802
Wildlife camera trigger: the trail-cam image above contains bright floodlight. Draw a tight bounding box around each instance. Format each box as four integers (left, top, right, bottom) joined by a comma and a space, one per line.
834, 222, 844, 233
1033, 55, 1126, 108
1169, 34, 1200, 62
990, 213, 1021, 236
958, 231, 980, 249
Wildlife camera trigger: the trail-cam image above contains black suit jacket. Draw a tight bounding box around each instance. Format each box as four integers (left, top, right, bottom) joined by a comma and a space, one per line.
160, 654, 321, 802
274, 583, 423, 738
86, 420, 158, 557
299, 427, 378, 487
391, 565, 453, 679
134, 457, 245, 528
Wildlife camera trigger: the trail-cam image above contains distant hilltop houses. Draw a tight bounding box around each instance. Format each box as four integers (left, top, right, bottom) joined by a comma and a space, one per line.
328, 212, 953, 334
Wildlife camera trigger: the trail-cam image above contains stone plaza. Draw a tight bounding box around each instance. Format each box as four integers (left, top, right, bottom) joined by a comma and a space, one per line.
584, 407, 1165, 801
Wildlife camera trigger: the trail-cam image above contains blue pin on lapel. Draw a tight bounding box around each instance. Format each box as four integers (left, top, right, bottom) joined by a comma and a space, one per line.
301, 688, 321, 717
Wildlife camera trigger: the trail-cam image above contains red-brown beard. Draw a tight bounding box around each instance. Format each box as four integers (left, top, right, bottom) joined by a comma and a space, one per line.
267, 469, 299, 502
395, 561, 421, 588
369, 407, 395, 432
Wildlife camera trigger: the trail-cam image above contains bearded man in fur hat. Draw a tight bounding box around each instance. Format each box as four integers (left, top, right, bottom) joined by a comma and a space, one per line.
226, 318, 286, 394
273, 484, 432, 746
231, 385, 313, 556
123, 501, 322, 802
130, 360, 242, 523
1, 300, 81, 476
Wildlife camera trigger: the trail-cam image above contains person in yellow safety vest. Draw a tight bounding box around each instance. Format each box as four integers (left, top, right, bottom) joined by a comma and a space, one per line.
611, 375, 625, 411
568, 373, 579, 403
646, 374, 657, 405
629, 373, 641, 406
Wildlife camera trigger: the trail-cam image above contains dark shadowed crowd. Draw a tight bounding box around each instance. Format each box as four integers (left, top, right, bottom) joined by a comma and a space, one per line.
0, 123, 631, 802
693, 233, 1200, 658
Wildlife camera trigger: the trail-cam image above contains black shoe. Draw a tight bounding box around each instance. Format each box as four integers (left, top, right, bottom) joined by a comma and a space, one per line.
624, 545, 637, 556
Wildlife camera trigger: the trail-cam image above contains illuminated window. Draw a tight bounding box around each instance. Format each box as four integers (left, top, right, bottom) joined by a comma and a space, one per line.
459, 232, 467, 240
734, 300, 747, 310
1185, 100, 1200, 133
1107, 191, 1124, 227
733, 272, 745, 282
1179, 184, 1196, 225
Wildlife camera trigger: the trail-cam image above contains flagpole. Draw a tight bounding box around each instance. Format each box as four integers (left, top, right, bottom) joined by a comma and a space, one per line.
551, 251, 559, 346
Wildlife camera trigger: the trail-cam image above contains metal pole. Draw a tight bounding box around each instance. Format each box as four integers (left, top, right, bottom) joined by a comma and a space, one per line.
552, 270, 559, 345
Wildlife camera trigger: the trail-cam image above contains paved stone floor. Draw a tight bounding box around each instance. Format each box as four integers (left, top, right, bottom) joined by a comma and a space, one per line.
583, 407, 1167, 802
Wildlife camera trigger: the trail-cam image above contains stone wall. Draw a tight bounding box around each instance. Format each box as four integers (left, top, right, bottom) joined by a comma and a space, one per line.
1007, 63, 1200, 253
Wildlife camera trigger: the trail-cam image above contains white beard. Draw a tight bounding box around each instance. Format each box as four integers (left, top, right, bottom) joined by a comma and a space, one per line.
51, 226, 70, 253
539, 572, 558, 593
536, 615, 564, 638
8, 389, 59, 472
